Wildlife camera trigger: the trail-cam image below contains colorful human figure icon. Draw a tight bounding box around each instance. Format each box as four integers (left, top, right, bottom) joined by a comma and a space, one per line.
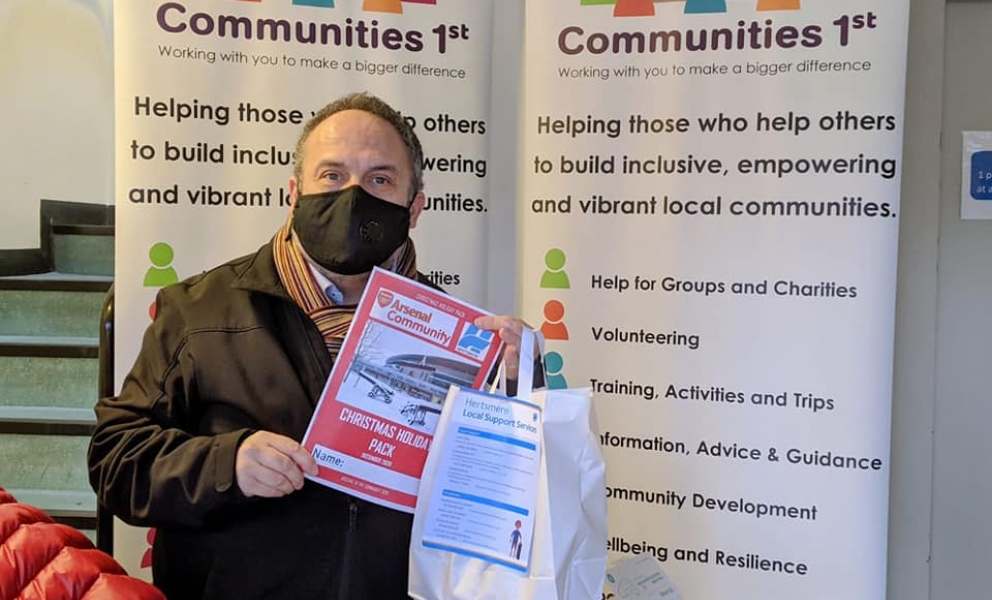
292, 0, 335, 7
540, 249, 570, 290
540, 300, 569, 341
614, 0, 655, 17
510, 520, 524, 559
684, 0, 727, 14
364, 0, 402, 13
757, 0, 800, 9
545, 352, 568, 390
143, 242, 179, 288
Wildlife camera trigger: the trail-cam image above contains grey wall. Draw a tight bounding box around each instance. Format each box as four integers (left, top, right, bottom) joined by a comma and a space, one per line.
887, 1, 944, 599
929, 3, 992, 598
889, 2, 992, 599
0, 0, 113, 250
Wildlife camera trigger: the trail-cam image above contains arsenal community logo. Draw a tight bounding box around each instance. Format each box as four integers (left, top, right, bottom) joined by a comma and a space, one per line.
377, 290, 395, 307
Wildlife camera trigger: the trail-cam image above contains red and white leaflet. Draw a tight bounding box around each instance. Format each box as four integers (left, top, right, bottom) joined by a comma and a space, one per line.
301, 267, 505, 513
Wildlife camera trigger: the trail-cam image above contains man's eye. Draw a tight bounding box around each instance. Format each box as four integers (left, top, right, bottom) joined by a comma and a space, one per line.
371, 175, 390, 185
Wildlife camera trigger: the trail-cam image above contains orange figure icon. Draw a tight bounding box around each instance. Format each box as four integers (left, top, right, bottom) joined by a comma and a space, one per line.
540, 300, 569, 341
364, 0, 403, 13
614, 0, 655, 17
757, 0, 800, 10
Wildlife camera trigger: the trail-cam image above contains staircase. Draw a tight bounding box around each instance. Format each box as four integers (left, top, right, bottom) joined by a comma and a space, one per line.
0, 200, 114, 542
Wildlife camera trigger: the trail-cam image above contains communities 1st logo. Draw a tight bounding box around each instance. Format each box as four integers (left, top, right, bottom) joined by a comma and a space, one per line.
231, 0, 437, 14
580, 0, 800, 17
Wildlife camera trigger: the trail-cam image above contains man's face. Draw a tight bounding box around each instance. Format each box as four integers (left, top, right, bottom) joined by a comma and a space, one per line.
289, 109, 425, 227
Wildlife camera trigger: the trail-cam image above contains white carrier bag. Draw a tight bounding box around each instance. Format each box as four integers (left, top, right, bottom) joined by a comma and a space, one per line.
409, 329, 607, 600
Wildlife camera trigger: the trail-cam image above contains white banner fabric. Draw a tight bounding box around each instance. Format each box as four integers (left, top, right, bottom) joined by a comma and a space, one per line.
113, 0, 494, 577
522, 1, 909, 599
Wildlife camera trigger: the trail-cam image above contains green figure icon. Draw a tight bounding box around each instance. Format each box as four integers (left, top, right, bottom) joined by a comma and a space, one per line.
580, 0, 653, 15
143, 242, 180, 288
545, 352, 568, 390
540, 249, 570, 289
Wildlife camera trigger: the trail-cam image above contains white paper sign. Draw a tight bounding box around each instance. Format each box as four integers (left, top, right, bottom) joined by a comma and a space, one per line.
606, 554, 681, 600
421, 389, 543, 572
962, 131, 992, 220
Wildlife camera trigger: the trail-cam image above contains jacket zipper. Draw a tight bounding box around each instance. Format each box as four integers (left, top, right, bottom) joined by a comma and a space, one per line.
338, 500, 359, 597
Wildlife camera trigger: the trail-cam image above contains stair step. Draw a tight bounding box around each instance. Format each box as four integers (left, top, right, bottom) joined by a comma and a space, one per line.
0, 335, 98, 410
0, 334, 99, 357
52, 228, 114, 277
0, 434, 91, 493
0, 407, 95, 435
0, 272, 113, 292
0, 274, 111, 337
52, 224, 115, 237
7, 488, 97, 516
6, 488, 98, 533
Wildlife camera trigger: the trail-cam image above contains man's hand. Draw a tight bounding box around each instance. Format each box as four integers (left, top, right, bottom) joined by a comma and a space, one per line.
235, 431, 319, 498
473, 315, 533, 382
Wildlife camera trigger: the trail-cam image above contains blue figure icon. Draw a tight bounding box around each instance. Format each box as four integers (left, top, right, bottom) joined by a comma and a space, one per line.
684, 0, 727, 14
545, 352, 568, 390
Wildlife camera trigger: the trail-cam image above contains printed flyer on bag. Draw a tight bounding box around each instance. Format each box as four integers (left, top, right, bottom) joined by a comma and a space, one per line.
302, 268, 505, 512
420, 388, 543, 573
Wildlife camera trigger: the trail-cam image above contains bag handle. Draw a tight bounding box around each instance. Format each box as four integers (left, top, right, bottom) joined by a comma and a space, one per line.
493, 327, 546, 399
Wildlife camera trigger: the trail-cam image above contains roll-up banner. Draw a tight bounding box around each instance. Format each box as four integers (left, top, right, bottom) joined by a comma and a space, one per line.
113, 0, 494, 577
522, 1, 908, 599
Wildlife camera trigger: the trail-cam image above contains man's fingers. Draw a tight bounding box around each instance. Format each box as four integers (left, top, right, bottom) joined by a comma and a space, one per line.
254, 465, 296, 494
503, 345, 520, 380
475, 317, 524, 352
236, 431, 318, 497
243, 467, 296, 498
499, 324, 521, 347
257, 451, 305, 489
286, 443, 319, 477
473, 315, 502, 331
474, 316, 533, 380
261, 432, 319, 476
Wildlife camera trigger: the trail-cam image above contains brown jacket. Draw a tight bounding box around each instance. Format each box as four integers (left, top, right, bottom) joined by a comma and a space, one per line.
88, 241, 437, 600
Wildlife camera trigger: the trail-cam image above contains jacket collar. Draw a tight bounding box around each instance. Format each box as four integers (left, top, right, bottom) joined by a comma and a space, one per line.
230, 240, 292, 300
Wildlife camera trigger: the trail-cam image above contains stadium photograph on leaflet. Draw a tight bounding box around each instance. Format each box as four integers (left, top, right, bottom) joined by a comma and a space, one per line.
341, 320, 486, 433
301, 268, 504, 513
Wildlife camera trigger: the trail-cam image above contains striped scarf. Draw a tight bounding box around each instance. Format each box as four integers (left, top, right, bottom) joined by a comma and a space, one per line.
272, 218, 417, 359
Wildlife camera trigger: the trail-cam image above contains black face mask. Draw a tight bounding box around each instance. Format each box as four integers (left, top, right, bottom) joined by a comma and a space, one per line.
292, 185, 411, 275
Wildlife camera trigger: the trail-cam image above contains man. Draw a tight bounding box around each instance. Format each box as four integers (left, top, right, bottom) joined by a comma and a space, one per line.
88, 92, 533, 599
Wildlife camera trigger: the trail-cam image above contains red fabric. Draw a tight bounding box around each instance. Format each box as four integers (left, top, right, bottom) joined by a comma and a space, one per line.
16, 547, 123, 600
1, 523, 91, 599
0, 487, 165, 600
79, 574, 164, 600
0, 505, 51, 544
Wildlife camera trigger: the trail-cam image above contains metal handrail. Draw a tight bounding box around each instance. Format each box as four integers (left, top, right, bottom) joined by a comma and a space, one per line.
96, 283, 114, 554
